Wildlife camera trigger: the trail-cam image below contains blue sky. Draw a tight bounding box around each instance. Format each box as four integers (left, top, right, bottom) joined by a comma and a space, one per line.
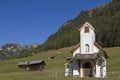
0, 0, 112, 45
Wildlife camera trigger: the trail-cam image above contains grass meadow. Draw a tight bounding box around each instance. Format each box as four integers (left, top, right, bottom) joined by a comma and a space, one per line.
0, 46, 120, 80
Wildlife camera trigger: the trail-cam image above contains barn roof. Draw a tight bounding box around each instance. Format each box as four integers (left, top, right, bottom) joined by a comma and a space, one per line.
18, 60, 46, 66
18, 61, 29, 66
29, 60, 46, 65
74, 54, 97, 60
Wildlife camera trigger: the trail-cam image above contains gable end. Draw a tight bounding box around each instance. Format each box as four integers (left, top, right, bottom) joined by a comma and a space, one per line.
71, 43, 80, 53
79, 22, 94, 31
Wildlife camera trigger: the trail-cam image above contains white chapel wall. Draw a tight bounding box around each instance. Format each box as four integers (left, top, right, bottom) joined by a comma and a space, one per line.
103, 57, 107, 77
94, 45, 99, 53
80, 27, 95, 54
73, 47, 80, 57
96, 64, 101, 77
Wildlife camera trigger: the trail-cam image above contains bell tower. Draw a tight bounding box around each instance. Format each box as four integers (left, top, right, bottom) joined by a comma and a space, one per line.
79, 22, 95, 54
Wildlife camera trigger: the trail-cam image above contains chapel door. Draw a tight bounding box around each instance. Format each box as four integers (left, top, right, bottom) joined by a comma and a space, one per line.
83, 62, 92, 77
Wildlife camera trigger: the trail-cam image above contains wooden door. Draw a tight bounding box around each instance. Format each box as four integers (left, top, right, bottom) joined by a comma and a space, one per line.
82, 62, 92, 77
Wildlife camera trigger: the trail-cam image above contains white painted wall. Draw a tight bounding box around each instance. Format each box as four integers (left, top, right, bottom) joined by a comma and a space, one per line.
96, 64, 101, 77
73, 47, 80, 57
94, 45, 99, 53
65, 62, 74, 76
103, 58, 107, 77
80, 26, 95, 54
65, 67, 69, 76
95, 55, 107, 78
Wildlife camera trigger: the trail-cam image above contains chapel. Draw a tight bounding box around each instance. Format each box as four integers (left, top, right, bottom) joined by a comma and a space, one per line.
64, 22, 109, 78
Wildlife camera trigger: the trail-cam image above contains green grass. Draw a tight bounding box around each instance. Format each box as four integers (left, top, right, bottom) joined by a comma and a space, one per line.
0, 46, 120, 80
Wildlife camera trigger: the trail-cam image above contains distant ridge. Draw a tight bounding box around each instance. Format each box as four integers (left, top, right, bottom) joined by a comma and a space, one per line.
0, 43, 39, 60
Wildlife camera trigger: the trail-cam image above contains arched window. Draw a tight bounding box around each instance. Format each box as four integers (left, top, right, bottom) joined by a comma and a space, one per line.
85, 44, 89, 53
84, 27, 89, 33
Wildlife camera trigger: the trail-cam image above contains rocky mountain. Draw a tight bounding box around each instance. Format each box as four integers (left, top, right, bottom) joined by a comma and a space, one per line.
0, 43, 39, 60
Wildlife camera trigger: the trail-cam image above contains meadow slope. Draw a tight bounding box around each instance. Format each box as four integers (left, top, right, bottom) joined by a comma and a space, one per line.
0, 46, 120, 80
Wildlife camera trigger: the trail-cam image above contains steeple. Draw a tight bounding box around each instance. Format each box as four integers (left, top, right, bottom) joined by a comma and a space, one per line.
79, 22, 95, 54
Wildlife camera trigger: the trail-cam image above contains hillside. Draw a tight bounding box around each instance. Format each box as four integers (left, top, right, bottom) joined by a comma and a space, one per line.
0, 47, 119, 80
36, 0, 120, 52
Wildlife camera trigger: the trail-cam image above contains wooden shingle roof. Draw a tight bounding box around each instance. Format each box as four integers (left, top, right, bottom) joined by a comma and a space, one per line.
18, 60, 46, 66
29, 60, 46, 65
74, 54, 97, 60
18, 61, 29, 66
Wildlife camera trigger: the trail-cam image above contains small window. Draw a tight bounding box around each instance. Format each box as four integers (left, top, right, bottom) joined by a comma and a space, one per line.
85, 44, 89, 53
84, 27, 89, 33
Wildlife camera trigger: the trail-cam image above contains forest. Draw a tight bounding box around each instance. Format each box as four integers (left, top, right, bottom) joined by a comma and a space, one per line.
35, 0, 120, 52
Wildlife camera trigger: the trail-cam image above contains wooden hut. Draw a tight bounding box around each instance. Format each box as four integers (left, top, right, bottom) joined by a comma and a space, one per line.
18, 60, 46, 71
18, 61, 29, 70
28, 60, 46, 71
